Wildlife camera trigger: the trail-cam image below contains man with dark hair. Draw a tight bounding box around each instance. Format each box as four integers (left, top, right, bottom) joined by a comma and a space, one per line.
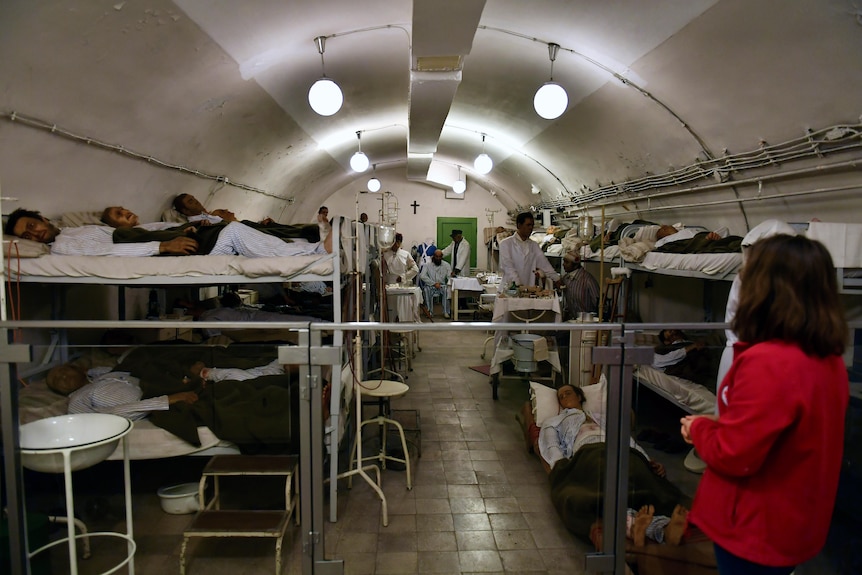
382, 232, 418, 285
6, 208, 198, 256
7, 207, 332, 256
498, 211, 560, 288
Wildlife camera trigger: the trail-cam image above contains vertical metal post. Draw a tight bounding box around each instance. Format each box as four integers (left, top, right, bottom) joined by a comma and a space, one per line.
287, 331, 343, 575
1, 343, 34, 575
584, 330, 654, 575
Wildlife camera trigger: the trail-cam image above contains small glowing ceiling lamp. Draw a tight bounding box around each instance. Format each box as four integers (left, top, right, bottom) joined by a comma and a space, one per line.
452, 166, 466, 194
367, 164, 381, 192
474, 134, 493, 175
308, 36, 343, 116
533, 43, 568, 120
349, 131, 370, 173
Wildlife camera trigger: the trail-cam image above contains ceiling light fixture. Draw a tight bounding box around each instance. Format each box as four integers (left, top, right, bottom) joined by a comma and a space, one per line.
349, 131, 370, 172
533, 43, 568, 120
474, 134, 493, 175
452, 166, 466, 194
367, 164, 381, 192
308, 36, 343, 116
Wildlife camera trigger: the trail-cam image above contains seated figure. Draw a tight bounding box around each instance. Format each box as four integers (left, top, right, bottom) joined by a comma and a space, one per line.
418, 249, 451, 318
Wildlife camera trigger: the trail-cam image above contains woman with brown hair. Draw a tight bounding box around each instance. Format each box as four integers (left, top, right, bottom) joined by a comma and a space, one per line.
680, 234, 849, 575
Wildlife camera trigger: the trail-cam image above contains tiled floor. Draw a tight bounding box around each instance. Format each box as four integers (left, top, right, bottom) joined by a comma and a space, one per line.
23, 327, 598, 574
19, 327, 859, 574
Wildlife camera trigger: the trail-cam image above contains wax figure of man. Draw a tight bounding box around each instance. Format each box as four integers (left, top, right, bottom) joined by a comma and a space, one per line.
418, 249, 452, 318
523, 384, 689, 544
382, 232, 418, 284
441, 229, 470, 277
173, 193, 276, 226
498, 212, 560, 288
559, 252, 599, 321
652, 329, 720, 388
102, 206, 321, 243
7, 208, 332, 256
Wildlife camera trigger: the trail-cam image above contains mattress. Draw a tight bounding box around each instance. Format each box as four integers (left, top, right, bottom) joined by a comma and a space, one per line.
8, 253, 335, 283
639, 251, 741, 279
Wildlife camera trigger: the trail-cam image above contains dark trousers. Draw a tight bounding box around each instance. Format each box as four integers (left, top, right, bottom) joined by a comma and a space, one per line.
714, 544, 795, 575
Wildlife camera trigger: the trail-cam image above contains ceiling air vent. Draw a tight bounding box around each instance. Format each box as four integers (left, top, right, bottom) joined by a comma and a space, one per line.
415, 55, 463, 72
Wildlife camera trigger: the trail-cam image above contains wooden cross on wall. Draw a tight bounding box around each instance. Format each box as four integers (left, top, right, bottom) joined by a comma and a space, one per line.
411, 201, 420, 214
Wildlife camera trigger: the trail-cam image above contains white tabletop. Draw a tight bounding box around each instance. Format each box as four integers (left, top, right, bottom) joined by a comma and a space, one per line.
448, 277, 483, 292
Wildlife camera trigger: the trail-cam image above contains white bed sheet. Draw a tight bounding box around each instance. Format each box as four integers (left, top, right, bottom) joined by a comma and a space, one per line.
9, 253, 334, 281
639, 251, 741, 278
633, 364, 716, 414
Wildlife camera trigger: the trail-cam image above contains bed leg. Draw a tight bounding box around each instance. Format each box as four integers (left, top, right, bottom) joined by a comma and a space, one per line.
179, 536, 189, 575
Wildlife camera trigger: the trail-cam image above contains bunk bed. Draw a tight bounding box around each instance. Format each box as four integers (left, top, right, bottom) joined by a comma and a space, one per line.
4, 216, 361, 518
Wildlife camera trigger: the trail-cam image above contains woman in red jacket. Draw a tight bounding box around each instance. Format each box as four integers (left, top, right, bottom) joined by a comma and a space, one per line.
680, 234, 849, 575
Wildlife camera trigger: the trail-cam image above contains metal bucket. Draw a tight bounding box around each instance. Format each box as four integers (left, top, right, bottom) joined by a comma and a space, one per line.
511, 334, 543, 373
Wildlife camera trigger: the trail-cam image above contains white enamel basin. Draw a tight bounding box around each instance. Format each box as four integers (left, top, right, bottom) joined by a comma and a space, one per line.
19, 414, 133, 473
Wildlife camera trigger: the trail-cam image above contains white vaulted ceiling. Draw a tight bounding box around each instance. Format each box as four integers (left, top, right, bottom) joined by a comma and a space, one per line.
1, 0, 861, 225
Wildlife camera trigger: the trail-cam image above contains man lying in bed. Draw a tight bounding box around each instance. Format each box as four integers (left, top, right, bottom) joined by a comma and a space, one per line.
46, 357, 285, 421
523, 384, 691, 546
46, 344, 318, 452
5, 207, 332, 256
653, 224, 743, 253
103, 205, 322, 243
653, 329, 721, 388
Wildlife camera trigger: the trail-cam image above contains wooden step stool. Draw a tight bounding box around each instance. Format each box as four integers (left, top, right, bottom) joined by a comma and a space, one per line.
180, 454, 299, 575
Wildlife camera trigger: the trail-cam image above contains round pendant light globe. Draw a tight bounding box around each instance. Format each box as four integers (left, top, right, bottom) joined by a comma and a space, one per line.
367, 177, 381, 192
350, 151, 370, 173
533, 82, 568, 120
452, 179, 466, 194
474, 153, 493, 175
308, 78, 343, 116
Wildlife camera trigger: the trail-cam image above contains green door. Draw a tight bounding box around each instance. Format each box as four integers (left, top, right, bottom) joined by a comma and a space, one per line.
437, 217, 478, 272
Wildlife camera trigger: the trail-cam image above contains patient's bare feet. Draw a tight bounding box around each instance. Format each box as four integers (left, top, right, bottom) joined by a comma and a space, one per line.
633, 505, 654, 547
664, 504, 688, 545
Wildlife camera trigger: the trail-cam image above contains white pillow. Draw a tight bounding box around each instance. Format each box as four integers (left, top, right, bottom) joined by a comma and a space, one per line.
530, 375, 608, 427
582, 375, 607, 421
3, 235, 50, 258
529, 381, 560, 427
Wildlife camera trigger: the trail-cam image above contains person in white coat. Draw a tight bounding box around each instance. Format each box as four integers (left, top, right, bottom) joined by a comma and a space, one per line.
498, 212, 560, 289
442, 229, 470, 277
382, 232, 418, 285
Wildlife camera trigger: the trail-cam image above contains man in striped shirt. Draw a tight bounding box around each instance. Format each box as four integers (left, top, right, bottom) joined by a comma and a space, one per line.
47, 359, 285, 421
560, 252, 599, 321
6, 208, 332, 256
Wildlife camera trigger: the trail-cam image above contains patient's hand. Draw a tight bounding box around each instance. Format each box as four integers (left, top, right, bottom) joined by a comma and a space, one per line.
648, 460, 666, 478
168, 391, 199, 405
160, 237, 199, 255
